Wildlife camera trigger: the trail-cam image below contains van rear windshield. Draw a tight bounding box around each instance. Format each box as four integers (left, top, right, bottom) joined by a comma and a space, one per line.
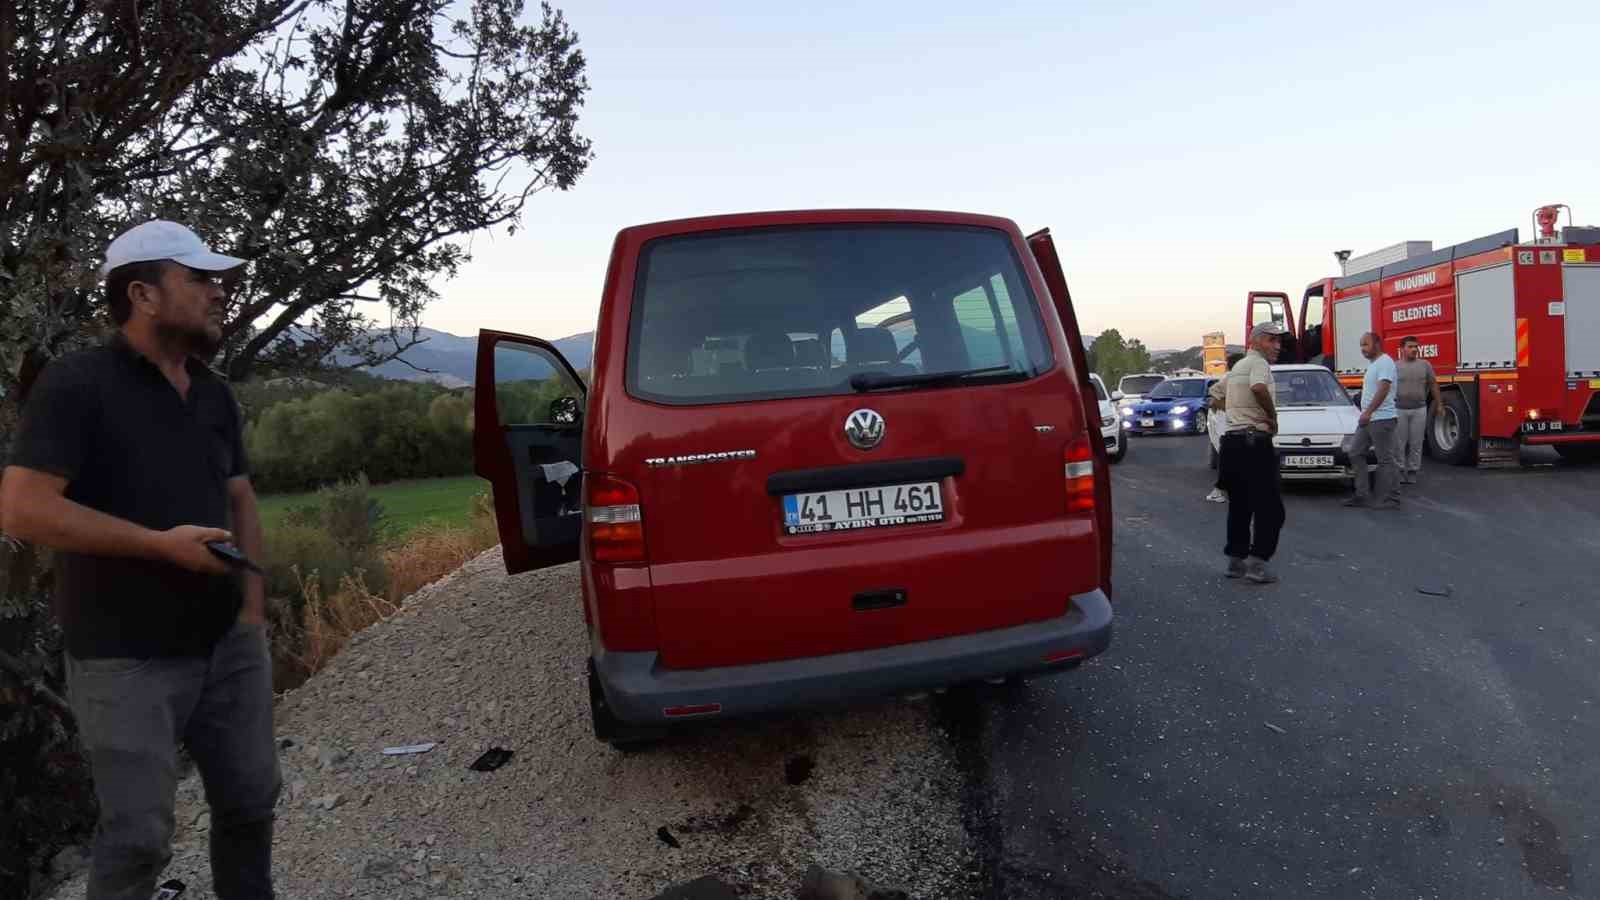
626, 225, 1055, 405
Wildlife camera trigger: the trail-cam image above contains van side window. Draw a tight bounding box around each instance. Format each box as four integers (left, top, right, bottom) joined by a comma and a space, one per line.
493, 344, 584, 428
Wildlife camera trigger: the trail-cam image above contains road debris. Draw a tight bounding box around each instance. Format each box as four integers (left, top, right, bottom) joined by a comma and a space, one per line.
1264, 722, 1287, 735
382, 742, 437, 756
467, 747, 513, 772
657, 826, 682, 849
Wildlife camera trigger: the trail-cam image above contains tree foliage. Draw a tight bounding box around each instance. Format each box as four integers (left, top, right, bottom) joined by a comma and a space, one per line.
245, 383, 475, 493
1086, 329, 1155, 387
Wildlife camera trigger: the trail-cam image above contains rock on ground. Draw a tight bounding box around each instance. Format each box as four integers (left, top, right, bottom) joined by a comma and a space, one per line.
44, 549, 979, 899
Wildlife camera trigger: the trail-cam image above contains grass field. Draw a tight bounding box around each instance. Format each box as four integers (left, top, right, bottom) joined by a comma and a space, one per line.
259, 475, 488, 543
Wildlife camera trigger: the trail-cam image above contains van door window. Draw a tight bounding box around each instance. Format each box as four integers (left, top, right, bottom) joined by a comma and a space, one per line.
490, 341, 585, 543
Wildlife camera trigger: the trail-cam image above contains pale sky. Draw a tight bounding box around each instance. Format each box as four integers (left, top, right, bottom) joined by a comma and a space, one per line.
420, 0, 1600, 351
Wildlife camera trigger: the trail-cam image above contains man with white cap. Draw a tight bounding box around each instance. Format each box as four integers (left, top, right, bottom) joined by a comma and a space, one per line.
1, 221, 280, 899
1219, 320, 1287, 584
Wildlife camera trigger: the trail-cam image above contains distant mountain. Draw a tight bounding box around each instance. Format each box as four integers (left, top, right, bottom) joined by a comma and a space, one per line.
327, 327, 594, 386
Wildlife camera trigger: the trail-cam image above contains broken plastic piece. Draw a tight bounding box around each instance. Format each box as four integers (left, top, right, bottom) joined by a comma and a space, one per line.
382, 743, 437, 756
154, 879, 186, 899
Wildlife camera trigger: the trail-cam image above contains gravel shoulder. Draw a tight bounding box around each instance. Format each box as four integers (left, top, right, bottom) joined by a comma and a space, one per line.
47, 549, 979, 899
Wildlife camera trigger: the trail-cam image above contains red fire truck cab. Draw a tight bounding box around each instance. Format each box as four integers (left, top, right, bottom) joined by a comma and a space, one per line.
1244, 206, 1600, 466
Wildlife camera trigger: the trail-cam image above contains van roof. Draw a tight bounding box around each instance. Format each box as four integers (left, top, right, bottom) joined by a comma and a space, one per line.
619, 208, 1023, 239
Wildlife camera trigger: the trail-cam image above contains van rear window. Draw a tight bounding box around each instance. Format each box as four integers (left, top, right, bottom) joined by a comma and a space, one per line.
626, 225, 1055, 405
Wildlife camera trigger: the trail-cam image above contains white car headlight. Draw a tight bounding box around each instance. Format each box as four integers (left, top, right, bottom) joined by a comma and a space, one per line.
1170, 405, 1189, 415
1101, 415, 1115, 427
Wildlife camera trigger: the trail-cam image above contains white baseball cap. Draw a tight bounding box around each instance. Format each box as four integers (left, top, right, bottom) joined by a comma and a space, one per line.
100, 220, 245, 278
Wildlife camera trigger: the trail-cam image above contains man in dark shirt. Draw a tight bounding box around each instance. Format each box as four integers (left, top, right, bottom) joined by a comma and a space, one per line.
0, 221, 279, 899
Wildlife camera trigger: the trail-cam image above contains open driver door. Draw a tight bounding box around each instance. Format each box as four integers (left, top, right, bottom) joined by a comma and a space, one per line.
1245, 291, 1300, 362
1026, 228, 1114, 601
473, 329, 588, 574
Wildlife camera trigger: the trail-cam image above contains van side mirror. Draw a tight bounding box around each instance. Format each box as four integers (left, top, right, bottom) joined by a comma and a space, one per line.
1111, 390, 1124, 401
550, 395, 581, 425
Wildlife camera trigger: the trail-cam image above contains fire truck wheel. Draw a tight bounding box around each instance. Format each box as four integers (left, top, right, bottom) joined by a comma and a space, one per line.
1428, 391, 1477, 466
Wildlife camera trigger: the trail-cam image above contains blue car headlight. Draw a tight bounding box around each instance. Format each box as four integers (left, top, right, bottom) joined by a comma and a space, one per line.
1170, 405, 1190, 415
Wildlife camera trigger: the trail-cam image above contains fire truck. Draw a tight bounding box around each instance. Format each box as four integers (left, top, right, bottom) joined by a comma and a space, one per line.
1244, 204, 1600, 467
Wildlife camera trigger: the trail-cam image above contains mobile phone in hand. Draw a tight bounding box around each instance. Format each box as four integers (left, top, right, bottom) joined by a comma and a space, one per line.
205, 540, 263, 575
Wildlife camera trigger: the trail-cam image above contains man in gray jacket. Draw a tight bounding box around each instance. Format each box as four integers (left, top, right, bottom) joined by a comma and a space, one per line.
1395, 336, 1443, 485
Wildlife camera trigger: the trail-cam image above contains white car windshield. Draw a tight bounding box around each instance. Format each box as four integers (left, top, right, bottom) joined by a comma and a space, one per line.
1273, 369, 1349, 406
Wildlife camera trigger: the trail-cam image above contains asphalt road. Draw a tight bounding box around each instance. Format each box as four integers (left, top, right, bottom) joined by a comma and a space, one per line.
943, 433, 1600, 899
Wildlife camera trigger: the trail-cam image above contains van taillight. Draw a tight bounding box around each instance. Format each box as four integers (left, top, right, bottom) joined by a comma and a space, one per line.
587, 474, 645, 563
1065, 437, 1095, 514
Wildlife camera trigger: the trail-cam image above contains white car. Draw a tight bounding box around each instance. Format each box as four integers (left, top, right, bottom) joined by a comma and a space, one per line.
1115, 372, 1167, 419
1208, 364, 1361, 481
1089, 373, 1127, 463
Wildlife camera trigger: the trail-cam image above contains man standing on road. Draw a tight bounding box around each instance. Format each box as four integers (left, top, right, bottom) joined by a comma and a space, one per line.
1395, 336, 1443, 486
0, 221, 280, 899
1344, 332, 1402, 510
1220, 326, 1285, 584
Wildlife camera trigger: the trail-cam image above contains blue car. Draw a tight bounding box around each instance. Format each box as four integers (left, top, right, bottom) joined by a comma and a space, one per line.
1123, 376, 1216, 436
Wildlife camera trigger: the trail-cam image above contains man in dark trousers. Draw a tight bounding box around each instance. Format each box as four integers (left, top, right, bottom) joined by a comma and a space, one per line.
0, 221, 279, 899
1219, 322, 1286, 584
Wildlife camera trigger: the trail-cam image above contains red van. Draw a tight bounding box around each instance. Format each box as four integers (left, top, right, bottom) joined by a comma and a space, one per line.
474, 210, 1113, 747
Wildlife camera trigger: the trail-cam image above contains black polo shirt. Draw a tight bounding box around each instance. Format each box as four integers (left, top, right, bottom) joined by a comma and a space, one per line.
10, 334, 247, 659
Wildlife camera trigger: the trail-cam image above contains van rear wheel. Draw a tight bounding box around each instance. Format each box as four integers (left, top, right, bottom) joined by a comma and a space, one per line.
1427, 392, 1477, 466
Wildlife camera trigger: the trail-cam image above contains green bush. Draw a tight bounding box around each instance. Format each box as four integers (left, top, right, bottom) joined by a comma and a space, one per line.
263, 479, 388, 623
315, 475, 383, 551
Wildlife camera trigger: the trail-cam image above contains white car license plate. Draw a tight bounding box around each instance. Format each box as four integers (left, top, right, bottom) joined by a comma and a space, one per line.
782, 482, 944, 535
1283, 454, 1335, 468
1140, 418, 1156, 428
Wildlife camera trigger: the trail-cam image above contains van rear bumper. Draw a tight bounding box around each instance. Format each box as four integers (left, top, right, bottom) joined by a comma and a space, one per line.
593, 590, 1113, 724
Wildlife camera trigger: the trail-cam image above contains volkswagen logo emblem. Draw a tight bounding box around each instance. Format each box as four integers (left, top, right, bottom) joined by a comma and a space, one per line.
844, 409, 886, 450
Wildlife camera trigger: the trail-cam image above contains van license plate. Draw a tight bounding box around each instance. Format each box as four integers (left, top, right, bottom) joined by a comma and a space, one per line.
782, 482, 944, 535
1283, 454, 1334, 468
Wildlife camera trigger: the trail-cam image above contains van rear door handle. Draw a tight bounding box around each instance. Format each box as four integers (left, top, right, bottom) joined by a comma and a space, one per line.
852, 589, 907, 611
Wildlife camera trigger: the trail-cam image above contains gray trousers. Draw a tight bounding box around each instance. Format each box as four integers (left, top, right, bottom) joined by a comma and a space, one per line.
1395, 407, 1427, 475
1346, 417, 1401, 503
66, 620, 280, 900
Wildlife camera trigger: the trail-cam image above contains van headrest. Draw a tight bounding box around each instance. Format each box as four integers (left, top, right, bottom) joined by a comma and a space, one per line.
792, 338, 827, 369
845, 327, 898, 365
637, 336, 691, 378
744, 330, 796, 372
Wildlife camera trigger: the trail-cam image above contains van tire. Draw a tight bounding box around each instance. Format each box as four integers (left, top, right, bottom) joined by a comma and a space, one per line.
1427, 391, 1477, 466
588, 659, 665, 751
